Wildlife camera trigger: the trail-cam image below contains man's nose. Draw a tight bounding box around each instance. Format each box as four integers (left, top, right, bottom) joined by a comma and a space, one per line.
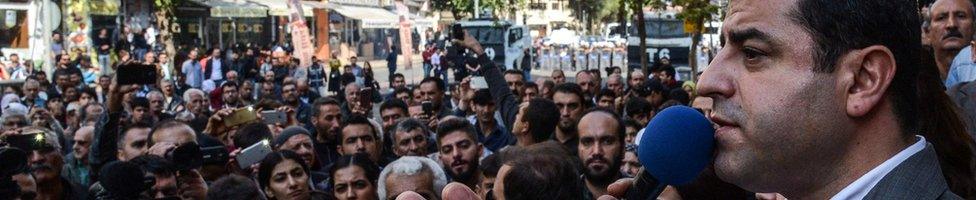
696, 49, 735, 99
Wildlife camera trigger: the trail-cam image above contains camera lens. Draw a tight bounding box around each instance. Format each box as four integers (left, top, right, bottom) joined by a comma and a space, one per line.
165, 142, 203, 171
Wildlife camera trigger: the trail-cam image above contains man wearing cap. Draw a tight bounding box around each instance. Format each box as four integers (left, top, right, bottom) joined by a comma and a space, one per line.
21, 126, 89, 200
274, 126, 330, 190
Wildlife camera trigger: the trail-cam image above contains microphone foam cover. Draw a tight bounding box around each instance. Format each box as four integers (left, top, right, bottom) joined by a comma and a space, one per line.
638, 106, 715, 185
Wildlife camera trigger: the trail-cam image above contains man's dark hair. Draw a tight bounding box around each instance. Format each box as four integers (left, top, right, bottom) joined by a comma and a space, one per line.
394, 87, 411, 98
310, 97, 340, 118
625, 97, 653, 119
623, 119, 642, 131
132, 97, 150, 109
380, 98, 408, 114
119, 121, 154, 148
420, 77, 445, 92
553, 83, 586, 104
471, 89, 493, 106
234, 122, 272, 148
596, 89, 617, 101
435, 118, 478, 145
221, 81, 238, 90
790, 0, 920, 132
668, 88, 690, 105
393, 73, 405, 80
661, 66, 676, 78
480, 153, 502, 178
208, 175, 263, 200
339, 114, 377, 142
502, 142, 583, 200
525, 98, 560, 143
504, 69, 524, 78
634, 79, 667, 98
524, 82, 538, 90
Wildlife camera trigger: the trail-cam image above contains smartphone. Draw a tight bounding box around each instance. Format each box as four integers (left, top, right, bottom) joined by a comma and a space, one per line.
452, 24, 465, 41
261, 110, 287, 124
360, 87, 373, 108
421, 101, 434, 116
224, 107, 258, 127
117, 63, 158, 85
201, 145, 229, 165
3, 132, 45, 151
236, 140, 272, 169
471, 76, 488, 89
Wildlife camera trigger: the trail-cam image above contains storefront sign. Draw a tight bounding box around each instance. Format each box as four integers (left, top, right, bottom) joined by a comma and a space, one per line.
289, 0, 314, 68
396, 0, 413, 69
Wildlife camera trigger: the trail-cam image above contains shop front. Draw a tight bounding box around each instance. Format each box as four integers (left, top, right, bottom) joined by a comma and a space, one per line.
328, 3, 398, 60
175, 0, 269, 50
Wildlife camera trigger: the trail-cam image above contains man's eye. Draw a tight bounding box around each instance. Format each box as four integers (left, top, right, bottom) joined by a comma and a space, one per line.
742, 48, 764, 60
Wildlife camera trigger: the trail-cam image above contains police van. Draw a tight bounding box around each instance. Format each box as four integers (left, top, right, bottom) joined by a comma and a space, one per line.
627, 11, 692, 72
455, 19, 533, 70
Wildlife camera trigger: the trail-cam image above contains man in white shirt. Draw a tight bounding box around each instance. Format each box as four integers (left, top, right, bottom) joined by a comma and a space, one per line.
603, 0, 963, 199
204, 48, 225, 85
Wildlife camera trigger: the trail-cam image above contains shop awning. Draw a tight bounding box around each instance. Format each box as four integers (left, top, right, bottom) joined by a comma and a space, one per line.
196, 0, 268, 18
408, 14, 435, 28
251, 0, 318, 17
90, 0, 119, 15
330, 4, 399, 29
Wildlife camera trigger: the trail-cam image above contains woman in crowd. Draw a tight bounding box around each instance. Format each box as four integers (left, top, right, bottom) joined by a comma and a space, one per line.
258, 150, 332, 200
329, 153, 380, 200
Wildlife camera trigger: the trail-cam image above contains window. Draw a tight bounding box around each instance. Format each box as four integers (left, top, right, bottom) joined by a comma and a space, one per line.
530, 3, 546, 10
0, 9, 27, 48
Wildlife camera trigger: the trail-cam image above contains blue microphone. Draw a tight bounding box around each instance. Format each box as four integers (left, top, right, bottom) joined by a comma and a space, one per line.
627, 105, 715, 200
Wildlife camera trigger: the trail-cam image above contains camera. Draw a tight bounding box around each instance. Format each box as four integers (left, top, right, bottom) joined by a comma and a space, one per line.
164, 142, 204, 171
163, 142, 229, 171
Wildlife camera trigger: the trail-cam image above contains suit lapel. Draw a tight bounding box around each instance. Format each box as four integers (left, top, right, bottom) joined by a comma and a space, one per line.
863, 144, 949, 199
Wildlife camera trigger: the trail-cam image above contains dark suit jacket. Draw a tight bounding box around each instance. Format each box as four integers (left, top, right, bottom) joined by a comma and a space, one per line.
948, 82, 976, 142
204, 58, 229, 80
864, 143, 961, 199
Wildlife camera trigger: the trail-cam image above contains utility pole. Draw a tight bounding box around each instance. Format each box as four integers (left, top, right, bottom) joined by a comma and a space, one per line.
475, 0, 481, 18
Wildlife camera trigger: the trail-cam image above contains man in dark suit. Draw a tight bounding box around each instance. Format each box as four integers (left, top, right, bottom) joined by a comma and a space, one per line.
646, 0, 962, 199
204, 48, 229, 86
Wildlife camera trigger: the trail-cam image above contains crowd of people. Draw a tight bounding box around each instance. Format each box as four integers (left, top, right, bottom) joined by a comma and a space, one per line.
3, 0, 976, 199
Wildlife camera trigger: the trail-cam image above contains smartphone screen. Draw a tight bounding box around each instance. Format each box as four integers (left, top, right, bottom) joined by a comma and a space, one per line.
360, 88, 373, 108
260, 111, 287, 124
117, 63, 158, 85
471, 76, 488, 89
224, 107, 258, 127
422, 101, 434, 116
236, 140, 272, 169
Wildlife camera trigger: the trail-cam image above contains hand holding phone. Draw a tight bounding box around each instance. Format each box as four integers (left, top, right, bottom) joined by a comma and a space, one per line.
261, 111, 287, 125
471, 76, 488, 89
224, 107, 258, 127
236, 140, 272, 169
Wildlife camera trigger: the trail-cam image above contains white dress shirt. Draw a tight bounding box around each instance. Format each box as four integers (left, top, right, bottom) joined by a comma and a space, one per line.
830, 135, 927, 200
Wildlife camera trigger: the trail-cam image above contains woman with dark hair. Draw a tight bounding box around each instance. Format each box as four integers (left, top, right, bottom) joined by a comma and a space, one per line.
329, 153, 380, 200
258, 150, 331, 200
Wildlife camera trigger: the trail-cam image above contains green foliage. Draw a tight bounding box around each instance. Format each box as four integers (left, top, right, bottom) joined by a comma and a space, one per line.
673, 0, 720, 34
430, 0, 525, 19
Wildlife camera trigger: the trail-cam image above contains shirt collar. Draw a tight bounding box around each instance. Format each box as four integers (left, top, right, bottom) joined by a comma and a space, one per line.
830, 135, 927, 200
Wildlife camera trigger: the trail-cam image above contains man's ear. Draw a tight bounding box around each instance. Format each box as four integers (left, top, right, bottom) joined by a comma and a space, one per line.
842, 45, 897, 117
